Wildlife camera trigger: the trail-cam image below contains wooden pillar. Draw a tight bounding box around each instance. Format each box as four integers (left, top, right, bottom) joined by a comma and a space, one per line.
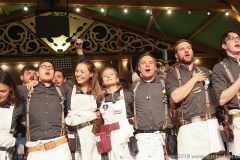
118, 52, 124, 79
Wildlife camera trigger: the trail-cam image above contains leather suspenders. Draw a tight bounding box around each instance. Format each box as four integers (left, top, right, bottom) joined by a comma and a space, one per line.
26, 86, 65, 141
220, 62, 240, 108
175, 66, 211, 123
133, 79, 168, 130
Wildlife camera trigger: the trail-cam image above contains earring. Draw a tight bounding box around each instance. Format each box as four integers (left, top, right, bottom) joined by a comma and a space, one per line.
89, 76, 92, 80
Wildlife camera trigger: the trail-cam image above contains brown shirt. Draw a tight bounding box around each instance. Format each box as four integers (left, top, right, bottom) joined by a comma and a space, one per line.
166, 65, 216, 120
212, 55, 240, 110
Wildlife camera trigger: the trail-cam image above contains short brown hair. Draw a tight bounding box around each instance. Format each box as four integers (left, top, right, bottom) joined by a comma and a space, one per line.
37, 59, 55, 71
174, 39, 192, 53
137, 53, 157, 67
220, 30, 239, 46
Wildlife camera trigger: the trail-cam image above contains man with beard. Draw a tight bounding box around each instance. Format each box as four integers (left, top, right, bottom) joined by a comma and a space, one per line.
165, 39, 224, 159
212, 31, 240, 159
17, 59, 72, 160
20, 65, 38, 85
16, 65, 38, 160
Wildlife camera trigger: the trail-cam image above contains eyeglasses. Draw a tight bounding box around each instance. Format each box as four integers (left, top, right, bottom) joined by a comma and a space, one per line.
40, 65, 53, 70
226, 36, 240, 42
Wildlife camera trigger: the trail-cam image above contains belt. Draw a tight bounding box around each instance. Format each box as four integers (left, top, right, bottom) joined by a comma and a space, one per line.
178, 114, 216, 127
26, 137, 67, 152
68, 120, 95, 132
229, 112, 240, 124
0, 147, 7, 151
135, 130, 161, 134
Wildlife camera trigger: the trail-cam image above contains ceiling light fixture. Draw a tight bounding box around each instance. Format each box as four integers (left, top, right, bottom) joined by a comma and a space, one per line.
188, 10, 191, 14
124, 8, 128, 13
146, 9, 150, 14
24, 5, 28, 11
101, 7, 105, 12
167, 8, 171, 14
207, 11, 210, 15
76, 6, 80, 12
225, 10, 229, 16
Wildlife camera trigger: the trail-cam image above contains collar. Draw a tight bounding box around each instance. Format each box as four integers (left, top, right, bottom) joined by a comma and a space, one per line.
226, 55, 239, 64
141, 76, 160, 84
75, 85, 93, 95
179, 64, 197, 72
104, 87, 122, 96
39, 81, 55, 88
0, 101, 11, 108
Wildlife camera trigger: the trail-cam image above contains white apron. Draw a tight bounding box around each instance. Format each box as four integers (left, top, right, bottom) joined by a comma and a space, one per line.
231, 117, 240, 156
0, 104, 16, 160
135, 132, 165, 160
100, 89, 134, 160
26, 136, 72, 160
178, 118, 224, 160
65, 85, 101, 160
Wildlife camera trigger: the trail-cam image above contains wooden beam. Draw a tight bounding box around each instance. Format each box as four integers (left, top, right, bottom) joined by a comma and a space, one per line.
188, 12, 221, 40
76, 7, 220, 55
1, 5, 9, 15
0, 0, 232, 11
103, 7, 108, 17
225, 0, 240, 23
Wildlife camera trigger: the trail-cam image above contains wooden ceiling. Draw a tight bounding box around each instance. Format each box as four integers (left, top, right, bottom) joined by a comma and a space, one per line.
0, 0, 240, 58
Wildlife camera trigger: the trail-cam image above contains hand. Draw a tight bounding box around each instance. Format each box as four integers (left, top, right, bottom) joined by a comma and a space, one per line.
74, 39, 83, 50
192, 71, 207, 83
95, 110, 101, 117
25, 80, 38, 90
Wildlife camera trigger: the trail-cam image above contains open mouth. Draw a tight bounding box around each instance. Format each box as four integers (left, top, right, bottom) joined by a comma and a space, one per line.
45, 72, 50, 76
145, 69, 150, 73
235, 44, 240, 47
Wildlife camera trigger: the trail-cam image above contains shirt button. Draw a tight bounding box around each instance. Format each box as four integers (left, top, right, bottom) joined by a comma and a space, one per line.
45, 122, 47, 124
149, 108, 151, 109
46, 103, 48, 105
45, 132, 47, 134
46, 95, 48, 98
150, 127, 152, 129
150, 117, 152, 119
46, 112, 48, 114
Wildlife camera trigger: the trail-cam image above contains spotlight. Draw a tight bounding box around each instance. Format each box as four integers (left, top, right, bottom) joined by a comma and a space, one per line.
225, 11, 229, 16
101, 7, 104, 12
146, 9, 150, 14
124, 8, 128, 13
19, 64, 23, 68
124, 60, 127, 65
34, 63, 38, 67
188, 10, 191, 14
167, 8, 171, 14
194, 59, 199, 63
76, 7, 80, 12
2, 64, 6, 69
207, 11, 210, 15
95, 62, 100, 66
24, 5, 28, 11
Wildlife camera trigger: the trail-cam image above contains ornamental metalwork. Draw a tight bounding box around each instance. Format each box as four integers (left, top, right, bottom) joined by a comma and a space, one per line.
67, 22, 174, 53
0, 22, 51, 54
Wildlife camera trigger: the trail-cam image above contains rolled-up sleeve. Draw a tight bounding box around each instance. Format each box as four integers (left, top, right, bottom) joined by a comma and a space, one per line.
212, 64, 228, 105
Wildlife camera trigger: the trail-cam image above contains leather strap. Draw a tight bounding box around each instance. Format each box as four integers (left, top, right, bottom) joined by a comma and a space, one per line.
228, 112, 240, 124
0, 147, 6, 151
26, 137, 67, 152
178, 114, 216, 127
68, 120, 95, 131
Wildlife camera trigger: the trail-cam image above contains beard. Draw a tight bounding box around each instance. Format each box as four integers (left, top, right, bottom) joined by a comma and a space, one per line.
178, 55, 194, 64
